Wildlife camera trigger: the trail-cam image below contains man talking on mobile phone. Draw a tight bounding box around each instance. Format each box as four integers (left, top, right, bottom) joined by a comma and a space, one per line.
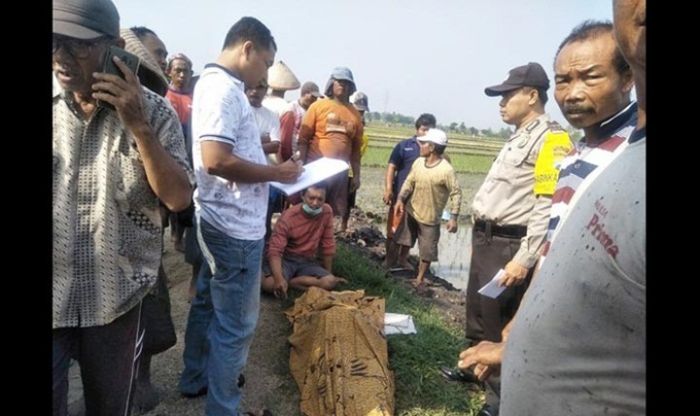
52, 0, 193, 415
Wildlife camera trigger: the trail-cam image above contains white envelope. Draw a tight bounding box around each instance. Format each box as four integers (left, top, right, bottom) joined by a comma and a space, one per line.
478, 269, 507, 299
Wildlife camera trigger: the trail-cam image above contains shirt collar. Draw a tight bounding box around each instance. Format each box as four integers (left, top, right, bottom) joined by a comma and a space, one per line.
52, 74, 65, 99
204, 63, 244, 90
629, 126, 646, 143
583, 101, 638, 142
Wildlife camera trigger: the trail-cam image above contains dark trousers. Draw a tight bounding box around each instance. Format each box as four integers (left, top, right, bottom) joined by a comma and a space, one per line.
53, 302, 144, 416
465, 228, 532, 342
465, 228, 533, 415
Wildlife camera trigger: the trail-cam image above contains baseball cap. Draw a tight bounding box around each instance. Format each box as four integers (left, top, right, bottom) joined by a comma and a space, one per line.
53, 0, 120, 39
484, 62, 550, 96
350, 91, 369, 111
300, 81, 321, 98
419, 128, 448, 146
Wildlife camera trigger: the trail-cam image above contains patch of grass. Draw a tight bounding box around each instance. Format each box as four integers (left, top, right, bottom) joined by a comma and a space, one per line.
331, 244, 483, 416
362, 146, 494, 174
365, 122, 506, 144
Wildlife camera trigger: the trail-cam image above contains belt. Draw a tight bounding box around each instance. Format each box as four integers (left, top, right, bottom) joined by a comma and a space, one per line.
473, 219, 527, 239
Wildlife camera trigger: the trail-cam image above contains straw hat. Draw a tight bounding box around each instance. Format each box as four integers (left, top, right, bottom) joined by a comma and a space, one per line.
119, 28, 169, 96
267, 61, 300, 91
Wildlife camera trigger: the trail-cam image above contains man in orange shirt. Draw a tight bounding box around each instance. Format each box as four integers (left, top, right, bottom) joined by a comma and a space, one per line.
298, 67, 363, 226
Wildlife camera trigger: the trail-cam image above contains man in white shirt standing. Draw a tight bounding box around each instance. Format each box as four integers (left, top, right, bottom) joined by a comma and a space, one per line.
179, 16, 302, 416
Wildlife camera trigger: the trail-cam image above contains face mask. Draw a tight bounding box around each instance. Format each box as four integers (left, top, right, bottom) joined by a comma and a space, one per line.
302, 203, 323, 216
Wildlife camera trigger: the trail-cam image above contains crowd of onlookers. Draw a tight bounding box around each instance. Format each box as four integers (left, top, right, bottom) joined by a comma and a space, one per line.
52, 0, 646, 415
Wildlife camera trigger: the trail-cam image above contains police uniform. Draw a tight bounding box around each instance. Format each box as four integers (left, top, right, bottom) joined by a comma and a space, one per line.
467, 114, 572, 343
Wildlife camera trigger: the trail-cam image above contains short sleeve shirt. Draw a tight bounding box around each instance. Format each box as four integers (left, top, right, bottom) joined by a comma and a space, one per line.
388, 137, 421, 197
191, 64, 269, 241
53, 78, 193, 328
251, 105, 281, 165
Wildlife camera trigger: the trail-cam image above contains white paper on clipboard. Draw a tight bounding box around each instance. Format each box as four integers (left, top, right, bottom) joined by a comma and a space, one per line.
269, 157, 349, 196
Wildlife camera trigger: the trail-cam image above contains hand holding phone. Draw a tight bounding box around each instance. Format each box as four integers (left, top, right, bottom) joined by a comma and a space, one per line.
96, 46, 140, 110
92, 47, 152, 134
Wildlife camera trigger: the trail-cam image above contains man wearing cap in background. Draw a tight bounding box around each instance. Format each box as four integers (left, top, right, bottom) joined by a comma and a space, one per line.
263, 60, 300, 116
342, 91, 370, 232
279, 81, 322, 162
298, 67, 364, 229
52, 0, 193, 414
383, 113, 437, 271
393, 128, 461, 289
442, 62, 571, 416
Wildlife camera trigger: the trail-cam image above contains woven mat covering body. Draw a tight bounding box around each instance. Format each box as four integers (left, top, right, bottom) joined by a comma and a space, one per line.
285, 287, 394, 416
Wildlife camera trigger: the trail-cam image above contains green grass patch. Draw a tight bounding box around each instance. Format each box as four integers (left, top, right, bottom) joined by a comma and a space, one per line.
365, 122, 506, 144
330, 243, 483, 416
362, 146, 494, 174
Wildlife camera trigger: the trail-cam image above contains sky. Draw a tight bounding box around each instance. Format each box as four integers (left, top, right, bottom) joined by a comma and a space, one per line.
115, 0, 614, 131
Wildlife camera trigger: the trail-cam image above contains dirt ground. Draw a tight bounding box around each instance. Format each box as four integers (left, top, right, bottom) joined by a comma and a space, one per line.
134, 210, 468, 416
68, 166, 477, 415
140, 167, 473, 415
137, 239, 303, 416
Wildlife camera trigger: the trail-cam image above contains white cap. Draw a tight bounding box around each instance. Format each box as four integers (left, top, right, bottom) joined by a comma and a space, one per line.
420, 128, 448, 146
350, 91, 369, 111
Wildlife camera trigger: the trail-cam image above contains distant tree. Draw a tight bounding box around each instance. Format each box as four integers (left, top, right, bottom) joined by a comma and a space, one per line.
449, 122, 458, 132
398, 114, 414, 125
469, 126, 479, 136
480, 128, 494, 137
458, 122, 467, 134
498, 127, 513, 139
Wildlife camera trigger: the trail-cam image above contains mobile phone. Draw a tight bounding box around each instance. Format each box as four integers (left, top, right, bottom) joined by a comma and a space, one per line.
98, 46, 141, 110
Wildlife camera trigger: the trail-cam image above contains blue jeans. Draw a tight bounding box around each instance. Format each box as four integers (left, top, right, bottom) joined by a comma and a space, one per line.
186, 217, 264, 415
178, 240, 213, 396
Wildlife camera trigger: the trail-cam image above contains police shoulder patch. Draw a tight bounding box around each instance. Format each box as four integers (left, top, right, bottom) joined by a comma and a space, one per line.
546, 120, 565, 133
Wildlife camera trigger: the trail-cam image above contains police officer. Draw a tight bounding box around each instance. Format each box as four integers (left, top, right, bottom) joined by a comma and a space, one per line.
446, 62, 573, 416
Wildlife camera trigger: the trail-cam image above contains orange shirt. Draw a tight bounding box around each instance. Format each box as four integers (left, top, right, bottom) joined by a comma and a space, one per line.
298, 98, 363, 163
